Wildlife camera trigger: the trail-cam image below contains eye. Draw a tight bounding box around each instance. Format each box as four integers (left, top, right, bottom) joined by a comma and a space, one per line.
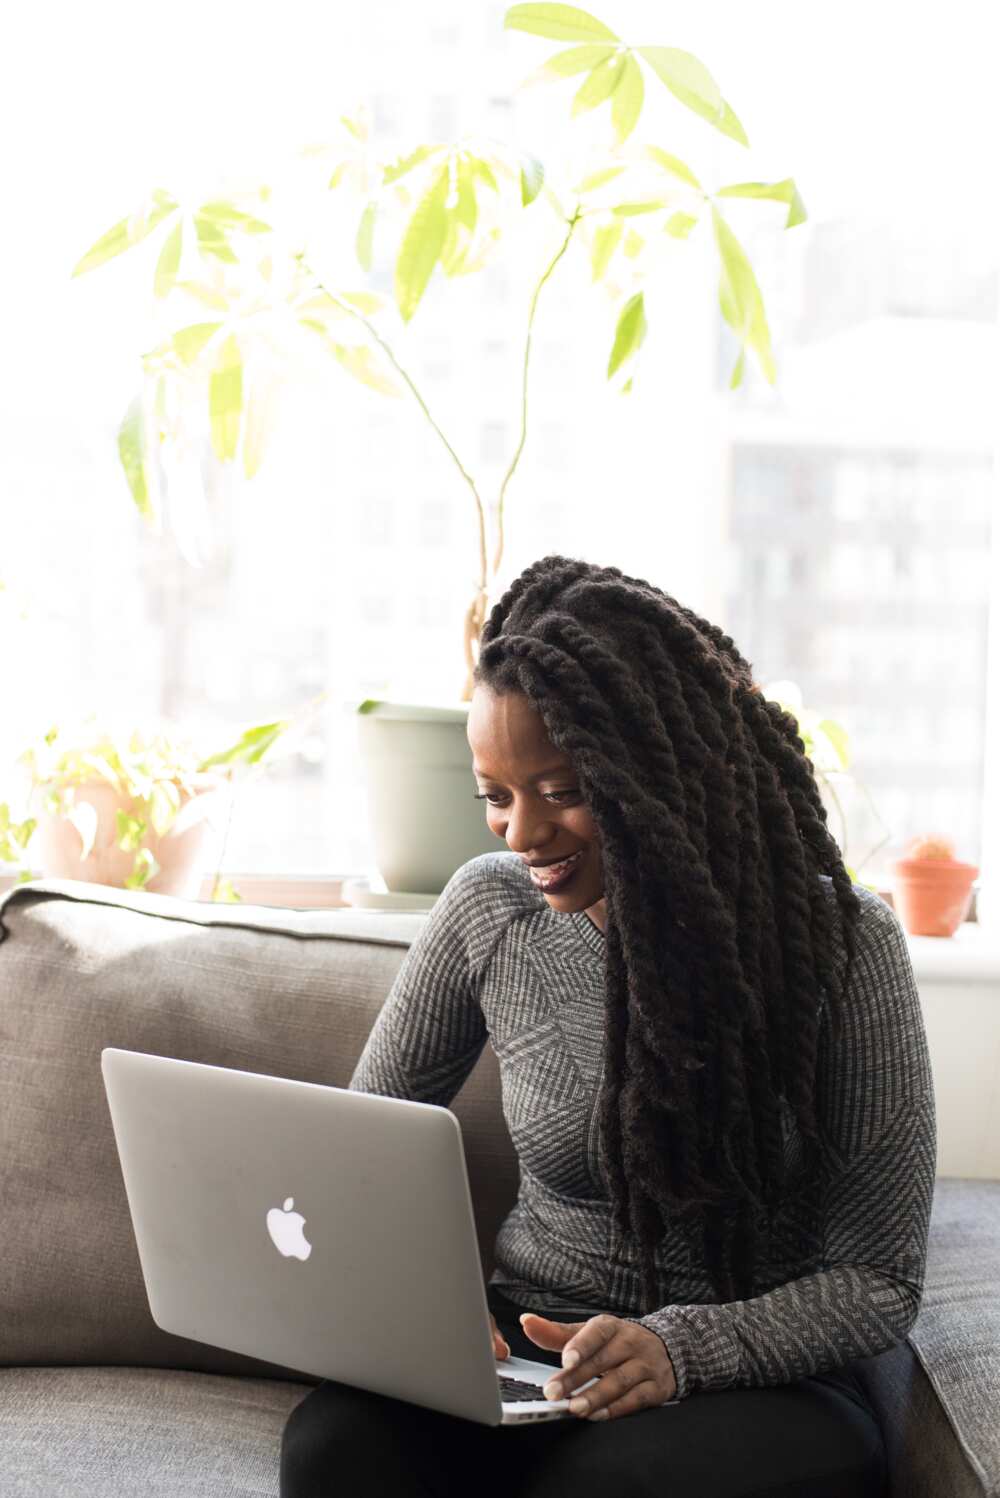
473, 789, 580, 806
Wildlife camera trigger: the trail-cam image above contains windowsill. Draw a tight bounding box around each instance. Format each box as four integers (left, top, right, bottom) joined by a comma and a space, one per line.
905, 921, 1000, 984
2, 870, 998, 978
0, 870, 356, 911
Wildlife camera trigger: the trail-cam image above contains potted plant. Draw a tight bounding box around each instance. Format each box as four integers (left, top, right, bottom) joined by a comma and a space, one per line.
761, 679, 891, 893
0, 715, 294, 901
72, 4, 806, 896
890, 836, 979, 938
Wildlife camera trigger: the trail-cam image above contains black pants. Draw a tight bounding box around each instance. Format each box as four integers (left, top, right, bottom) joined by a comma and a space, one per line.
280, 1286, 888, 1498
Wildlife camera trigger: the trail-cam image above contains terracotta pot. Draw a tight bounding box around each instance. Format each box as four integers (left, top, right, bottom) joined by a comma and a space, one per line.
889, 855, 979, 937
31, 775, 229, 898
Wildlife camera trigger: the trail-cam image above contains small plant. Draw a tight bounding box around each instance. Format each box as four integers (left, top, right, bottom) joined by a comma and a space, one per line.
761, 679, 890, 888
904, 836, 957, 861
0, 716, 294, 899
891, 831, 978, 935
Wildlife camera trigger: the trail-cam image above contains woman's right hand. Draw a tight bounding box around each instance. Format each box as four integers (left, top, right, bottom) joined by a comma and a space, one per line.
491, 1313, 511, 1361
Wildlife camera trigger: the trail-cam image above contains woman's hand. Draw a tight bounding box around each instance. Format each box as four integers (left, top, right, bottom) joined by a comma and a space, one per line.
520, 1311, 676, 1420
491, 1313, 511, 1361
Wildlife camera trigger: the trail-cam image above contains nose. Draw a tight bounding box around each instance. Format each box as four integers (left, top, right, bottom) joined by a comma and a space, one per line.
499, 799, 559, 856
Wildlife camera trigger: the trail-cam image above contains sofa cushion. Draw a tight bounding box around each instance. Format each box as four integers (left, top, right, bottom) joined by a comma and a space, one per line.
0, 1366, 311, 1497
857, 1339, 987, 1498
0, 879, 517, 1377
901, 1178, 1000, 1497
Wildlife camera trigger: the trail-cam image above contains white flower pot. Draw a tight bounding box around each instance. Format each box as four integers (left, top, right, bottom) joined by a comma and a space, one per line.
356, 702, 500, 895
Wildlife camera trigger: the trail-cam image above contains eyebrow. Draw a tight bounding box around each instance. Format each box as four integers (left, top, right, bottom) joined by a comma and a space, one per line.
472, 764, 574, 783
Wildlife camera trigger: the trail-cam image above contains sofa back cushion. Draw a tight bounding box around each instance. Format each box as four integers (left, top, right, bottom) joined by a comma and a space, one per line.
0, 880, 518, 1379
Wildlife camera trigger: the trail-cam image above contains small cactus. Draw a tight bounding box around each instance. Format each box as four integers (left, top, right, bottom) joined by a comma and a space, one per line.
905, 836, 956, 861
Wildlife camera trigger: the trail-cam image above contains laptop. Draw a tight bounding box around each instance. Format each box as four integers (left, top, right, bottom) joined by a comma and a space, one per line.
101, 1048, 597, 1425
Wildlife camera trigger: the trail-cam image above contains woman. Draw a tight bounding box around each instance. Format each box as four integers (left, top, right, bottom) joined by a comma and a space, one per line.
281, 554, 934, 1498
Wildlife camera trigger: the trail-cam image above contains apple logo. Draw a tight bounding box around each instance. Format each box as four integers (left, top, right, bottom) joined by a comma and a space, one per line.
266, 1197, 312, 1261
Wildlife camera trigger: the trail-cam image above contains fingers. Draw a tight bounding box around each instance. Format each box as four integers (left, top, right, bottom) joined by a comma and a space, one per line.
518, 1312, 585, 1353
490, 1314, 510, 1361
541, 1317, 676, 1420
541, 1314, 618, 1398
580, 1373, 664, 1422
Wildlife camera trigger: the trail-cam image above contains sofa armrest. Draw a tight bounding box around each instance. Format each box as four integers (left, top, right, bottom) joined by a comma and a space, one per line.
857, 1178, 1000, 1498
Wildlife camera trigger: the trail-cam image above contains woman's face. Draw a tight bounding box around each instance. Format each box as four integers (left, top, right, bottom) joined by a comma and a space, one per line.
467, 685, 606, 925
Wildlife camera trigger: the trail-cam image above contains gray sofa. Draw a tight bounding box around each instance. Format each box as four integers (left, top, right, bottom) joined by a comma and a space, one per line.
0, 878, 997, 1497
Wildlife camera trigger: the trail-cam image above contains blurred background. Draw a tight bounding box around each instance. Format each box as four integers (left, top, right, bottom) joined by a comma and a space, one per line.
2, 0, 997, 890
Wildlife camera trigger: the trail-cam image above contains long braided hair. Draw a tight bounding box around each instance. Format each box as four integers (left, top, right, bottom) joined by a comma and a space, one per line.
473, 554, 862, 1311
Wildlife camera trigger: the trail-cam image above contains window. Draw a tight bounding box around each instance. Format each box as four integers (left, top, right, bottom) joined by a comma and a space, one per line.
2, 0, 997, 891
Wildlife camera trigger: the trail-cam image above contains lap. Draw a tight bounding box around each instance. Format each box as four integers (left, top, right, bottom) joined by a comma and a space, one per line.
280, 1298, 887, 1498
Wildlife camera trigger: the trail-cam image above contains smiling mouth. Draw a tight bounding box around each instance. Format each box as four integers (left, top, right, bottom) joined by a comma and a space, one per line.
528, 849, 585, 888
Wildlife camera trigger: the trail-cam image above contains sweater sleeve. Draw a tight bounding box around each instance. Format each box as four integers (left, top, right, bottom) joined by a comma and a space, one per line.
628, 892, 937, 1401
348, 857, 492, 1106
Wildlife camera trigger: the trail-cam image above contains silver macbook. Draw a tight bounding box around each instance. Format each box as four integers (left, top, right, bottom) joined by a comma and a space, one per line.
101, 1048, 597, 1425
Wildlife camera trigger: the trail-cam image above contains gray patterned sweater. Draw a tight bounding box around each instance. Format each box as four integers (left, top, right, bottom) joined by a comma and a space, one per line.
349, 850, 936, 1400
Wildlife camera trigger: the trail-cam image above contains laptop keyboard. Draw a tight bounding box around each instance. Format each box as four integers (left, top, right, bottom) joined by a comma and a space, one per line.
498, 1374, 550, 1403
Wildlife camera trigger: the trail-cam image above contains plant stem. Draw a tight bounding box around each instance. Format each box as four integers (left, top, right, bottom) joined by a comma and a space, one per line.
295, 257, 490, 701
492, 208, 581, 578
820, 770, 849, 860
296, 258, 488, 598
210, 775, 239, 901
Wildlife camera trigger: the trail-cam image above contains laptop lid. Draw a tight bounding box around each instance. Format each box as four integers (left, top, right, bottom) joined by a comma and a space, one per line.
100, 1048, 509, 1424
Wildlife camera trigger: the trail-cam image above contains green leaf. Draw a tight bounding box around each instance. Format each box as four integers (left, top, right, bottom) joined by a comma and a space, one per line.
638, 46, 720, 111
470, 157, 499, 192
638, 47, 747, 144
72, 190, 178, 277
438, 214, 465, 277
66, 802, 99, 861
623, 227, 644, 258
644, 146, 702, 190
716, 99, 750, 147
194, 215, 239, 264
383, 145, 439, 186
817, 718, 851, 770
117, 397, 152, 520
198, 719, 290, 772
149, 780, 180, 837
716, 178, 807, 228
357, 699, 383, 714
208, 874, 242, 904
173, 321, 222, 364
116, 810, 147, 853
504, 3, 618, 42
611, 52, 644, 142
729, 346, 746, 389
331, 343, 401, 397
174, 279, 229, 310
520, 153, 545, 206
153, 219, 183, 298
571, 53, 624, 115
665, 210, 698, 239
394, 166, 449, 322
340, 110, 369, 142
607, 290, 647, 378
241, 372, 278, 481
209, 334, 243, 461
455, 162, 478, 230
198, 200, 271, 233
340, 289, 384, 315
712, 207, 775, 383
525, 41, 616, 81
356, 200, 377, 270
612, 200, 670, 216
590, 218, 623, 279
124, 848, 158, 890
575, 165, 626, 193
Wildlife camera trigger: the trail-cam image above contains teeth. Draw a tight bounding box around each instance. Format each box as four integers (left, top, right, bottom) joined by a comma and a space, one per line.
532, 851, 583, 883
